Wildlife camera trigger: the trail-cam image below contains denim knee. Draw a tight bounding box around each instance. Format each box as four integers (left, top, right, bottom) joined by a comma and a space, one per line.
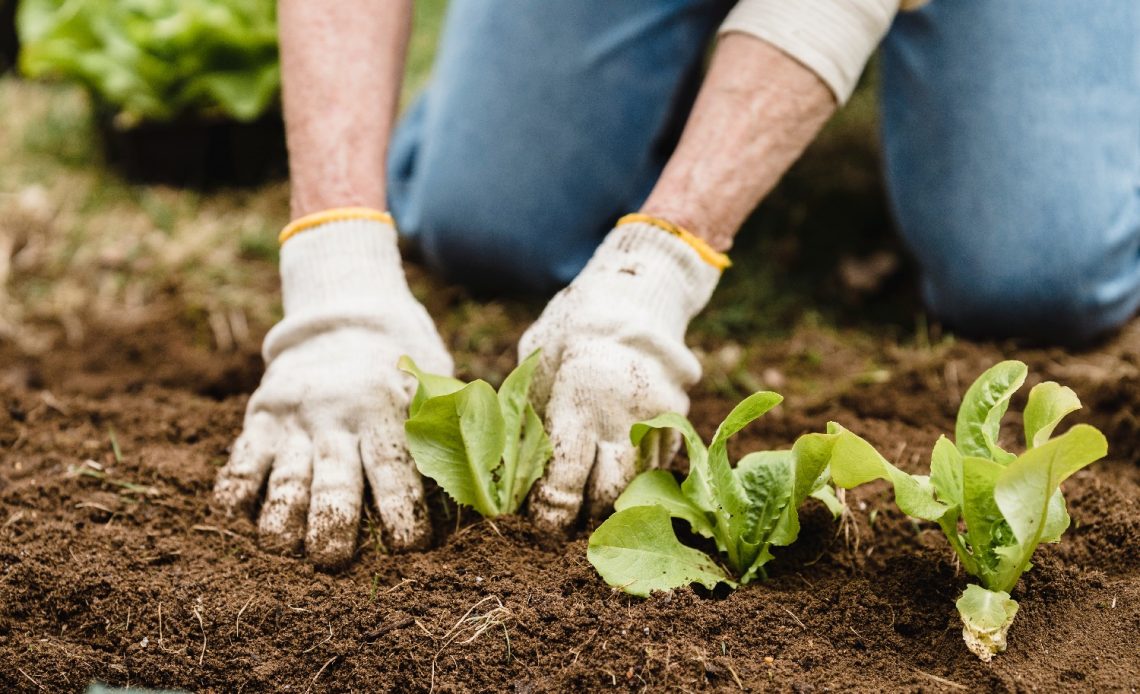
881, 0, 1140, 344
409, 188, 605, 295
387, 96, 608, 294
918, 217, 1140, 345
386, 0, 730, 294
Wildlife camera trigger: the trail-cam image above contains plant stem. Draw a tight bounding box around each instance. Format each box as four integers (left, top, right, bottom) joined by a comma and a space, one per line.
499, 460, 515, 515
473, 473, 499, 518
713, 511, 741, 574
992, 481, 1058, 593
939, 517, 980, 578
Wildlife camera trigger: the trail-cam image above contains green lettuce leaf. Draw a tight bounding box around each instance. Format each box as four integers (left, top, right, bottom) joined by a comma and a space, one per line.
822, 361, 1107, 661
828, 423, 949, 522
929, 435, 964, 509
597, 392, 841, 592
990, 424, 1107, 591
994, 424, 1106, 548
632, 413, 712, 513
956, 584, 1019, 662
1039, 490, 1071, 544
708, 392, 783, 567
587, 505, 734, 597
766, 432, 840, 547
508, 403, 551, 513
955, 361, 1026, 463
961, 454, 1005, 579
615, 469, 714, 538
404, 380, 505, 517
402, 354, 551, 517
497, 351, 545, 511
398, 356, 465, 418
734, 451, 793, 548
1022, 381, 1081, 449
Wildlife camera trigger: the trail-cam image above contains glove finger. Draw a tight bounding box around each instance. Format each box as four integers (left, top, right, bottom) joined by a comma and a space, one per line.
529, 406, 597, 532
305, 430, 364, 570
361, 418, 430, 551
584, 439, 640, 519
257, 428, 313, 555
517, 325, 559, 417
214, 411, 279, 514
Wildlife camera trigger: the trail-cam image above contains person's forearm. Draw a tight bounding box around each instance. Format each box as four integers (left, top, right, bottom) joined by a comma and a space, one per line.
279, 0, 413, 218
640, 33, 836, 252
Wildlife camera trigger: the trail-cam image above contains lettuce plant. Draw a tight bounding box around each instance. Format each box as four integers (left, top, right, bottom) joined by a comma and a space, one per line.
587, 392, 844, 597
827, 361, 1107, 661
400, 351, 552, 518
18, 0, 279, 124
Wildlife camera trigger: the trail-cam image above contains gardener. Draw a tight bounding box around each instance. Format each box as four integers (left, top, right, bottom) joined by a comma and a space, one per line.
214, 0, 1140, 568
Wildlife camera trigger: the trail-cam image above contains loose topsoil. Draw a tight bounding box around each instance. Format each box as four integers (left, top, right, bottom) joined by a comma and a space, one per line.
2, 308, 1138, 692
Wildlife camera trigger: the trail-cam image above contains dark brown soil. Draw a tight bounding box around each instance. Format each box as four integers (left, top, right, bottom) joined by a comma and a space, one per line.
2, 307, 1138, 693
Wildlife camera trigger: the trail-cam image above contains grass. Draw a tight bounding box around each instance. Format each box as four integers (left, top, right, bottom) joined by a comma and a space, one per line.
405, 0, 450, 103
0, 0, 451, 339
0, 76, 288, 349
69, 460, 159, 498
0, 2, 925, 381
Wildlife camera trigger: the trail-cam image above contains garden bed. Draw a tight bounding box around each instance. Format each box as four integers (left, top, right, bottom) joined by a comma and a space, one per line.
1, 310, 1137, 692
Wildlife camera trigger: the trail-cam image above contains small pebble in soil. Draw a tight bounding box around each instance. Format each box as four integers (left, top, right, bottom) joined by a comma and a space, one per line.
762, 367, 786, 389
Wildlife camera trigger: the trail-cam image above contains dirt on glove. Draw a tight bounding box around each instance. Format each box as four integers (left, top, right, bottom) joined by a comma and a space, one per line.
1, 307, 1138, 693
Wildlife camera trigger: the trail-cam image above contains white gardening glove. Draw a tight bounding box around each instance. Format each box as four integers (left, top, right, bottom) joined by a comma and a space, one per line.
520, 217, 726, 530
214, 212, 452, 568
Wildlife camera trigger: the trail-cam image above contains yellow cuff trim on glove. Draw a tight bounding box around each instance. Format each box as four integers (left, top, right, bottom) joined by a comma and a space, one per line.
279, 207, 394, 245
617, 213, 732, 271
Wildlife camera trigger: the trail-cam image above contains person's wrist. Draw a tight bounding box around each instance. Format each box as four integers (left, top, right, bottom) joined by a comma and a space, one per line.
582, 221, 722, 335
289, 191, 387, 221
614, 213, 731, 272
639, 197, 737, 254
287, 167, 387, 221
264, 215, 424, 363
278, 215, 412, 316
279, 207, 393, 245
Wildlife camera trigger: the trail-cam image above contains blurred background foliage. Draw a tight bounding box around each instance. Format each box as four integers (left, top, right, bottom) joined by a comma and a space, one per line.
0, 0, 919, 390
14, 0, 448, 124
18, 0, 279, 125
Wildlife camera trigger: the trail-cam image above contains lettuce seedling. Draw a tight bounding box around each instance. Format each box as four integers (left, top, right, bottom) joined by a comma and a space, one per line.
827, 361, 1107, 661
587, 391, 844, 597
400, 351, 552, 517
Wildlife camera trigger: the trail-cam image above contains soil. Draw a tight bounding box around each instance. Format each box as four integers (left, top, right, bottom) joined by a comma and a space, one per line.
1, 305, 1138, 693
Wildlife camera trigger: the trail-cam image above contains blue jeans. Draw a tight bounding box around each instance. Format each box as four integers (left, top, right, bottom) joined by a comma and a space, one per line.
390, 0, 1140, 342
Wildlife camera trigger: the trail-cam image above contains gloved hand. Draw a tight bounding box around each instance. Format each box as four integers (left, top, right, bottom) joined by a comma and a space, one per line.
214, 212, 452, 568
520, 216, 726, 530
